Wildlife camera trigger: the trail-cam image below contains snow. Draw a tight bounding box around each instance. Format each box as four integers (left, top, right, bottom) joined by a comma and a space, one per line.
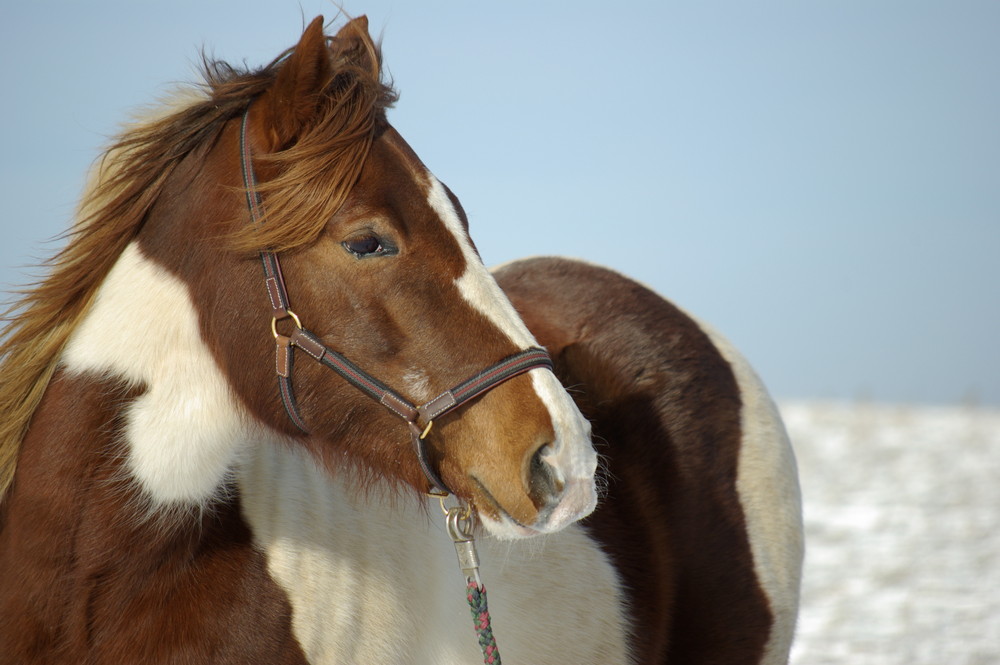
782, 401, 1000, 665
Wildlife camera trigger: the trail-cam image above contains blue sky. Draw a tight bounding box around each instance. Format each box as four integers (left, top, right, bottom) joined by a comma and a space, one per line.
2, 1, 998, 405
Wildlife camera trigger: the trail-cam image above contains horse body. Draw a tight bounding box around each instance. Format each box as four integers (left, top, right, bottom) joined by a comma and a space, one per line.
495, 257, 803, 664
0, 16, 801, 664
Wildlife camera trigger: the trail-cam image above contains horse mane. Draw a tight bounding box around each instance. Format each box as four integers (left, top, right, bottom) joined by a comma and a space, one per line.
0, 18, 396, 500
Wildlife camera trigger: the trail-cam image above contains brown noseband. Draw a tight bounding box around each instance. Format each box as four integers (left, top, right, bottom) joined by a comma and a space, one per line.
239, 109, 554, 495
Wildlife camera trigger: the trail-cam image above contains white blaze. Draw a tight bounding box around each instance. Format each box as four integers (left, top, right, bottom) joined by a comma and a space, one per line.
425, 177, 538, 350
425, 177, 598, 533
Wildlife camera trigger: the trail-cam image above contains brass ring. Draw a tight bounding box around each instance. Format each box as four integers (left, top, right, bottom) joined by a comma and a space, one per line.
271, 309, 303, 339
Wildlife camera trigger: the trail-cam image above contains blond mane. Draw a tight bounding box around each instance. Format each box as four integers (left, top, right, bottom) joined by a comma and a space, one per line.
0, 20, 395, 499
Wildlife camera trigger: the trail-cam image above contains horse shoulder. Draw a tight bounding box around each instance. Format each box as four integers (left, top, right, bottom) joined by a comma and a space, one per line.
0, 368, 309, 663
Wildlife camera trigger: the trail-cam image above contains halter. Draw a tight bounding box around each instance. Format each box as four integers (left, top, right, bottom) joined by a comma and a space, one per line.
238, 109, 554, 497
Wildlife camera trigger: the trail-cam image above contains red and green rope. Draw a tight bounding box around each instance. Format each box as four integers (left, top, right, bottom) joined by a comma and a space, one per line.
467, 581, 501, 664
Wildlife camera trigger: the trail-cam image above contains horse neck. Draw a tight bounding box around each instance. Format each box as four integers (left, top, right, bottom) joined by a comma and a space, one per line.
2, 233, 258, 537
64, 239, 262, 502
2, 365, 230, 546
6, 233, 251, 498
0, 236, 267, 637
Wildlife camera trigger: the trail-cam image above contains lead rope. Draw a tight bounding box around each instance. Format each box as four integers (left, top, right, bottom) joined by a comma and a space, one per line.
442, 500, 502, 665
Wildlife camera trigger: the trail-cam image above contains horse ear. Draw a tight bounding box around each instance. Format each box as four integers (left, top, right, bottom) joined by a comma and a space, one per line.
264, 15, 332, 149
337, 15, 370, 40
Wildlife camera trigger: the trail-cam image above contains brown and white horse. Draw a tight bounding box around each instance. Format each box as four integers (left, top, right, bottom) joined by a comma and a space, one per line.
0, 17, 802, 664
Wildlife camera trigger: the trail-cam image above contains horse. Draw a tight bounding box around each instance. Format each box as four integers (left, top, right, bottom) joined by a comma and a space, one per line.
0, 16, 803, 664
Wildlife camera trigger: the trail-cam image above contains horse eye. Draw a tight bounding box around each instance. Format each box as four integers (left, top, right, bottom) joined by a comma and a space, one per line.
343, 235, 389, 258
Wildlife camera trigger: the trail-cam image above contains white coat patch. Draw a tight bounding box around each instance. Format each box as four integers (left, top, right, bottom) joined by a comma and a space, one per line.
698, 322, 804, 664
239, 441, 630, 663
62, 242, 257, 506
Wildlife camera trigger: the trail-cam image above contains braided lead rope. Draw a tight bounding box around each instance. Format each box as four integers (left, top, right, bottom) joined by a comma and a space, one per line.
444, 502, 502, 665
467, 582, 501, 664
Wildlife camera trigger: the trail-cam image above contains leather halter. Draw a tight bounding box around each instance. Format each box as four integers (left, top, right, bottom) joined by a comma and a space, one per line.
238, 109, 555, 496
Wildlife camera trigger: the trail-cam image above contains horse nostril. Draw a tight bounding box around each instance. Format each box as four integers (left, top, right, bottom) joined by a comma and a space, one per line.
528, 444, 563, 505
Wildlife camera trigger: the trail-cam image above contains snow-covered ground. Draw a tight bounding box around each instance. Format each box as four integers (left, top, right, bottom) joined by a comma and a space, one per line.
782, 401, 1000, 665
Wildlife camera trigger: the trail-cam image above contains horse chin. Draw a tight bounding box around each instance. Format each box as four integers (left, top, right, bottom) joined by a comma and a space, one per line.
471, 477, 599, 541
476, 511, 545, 540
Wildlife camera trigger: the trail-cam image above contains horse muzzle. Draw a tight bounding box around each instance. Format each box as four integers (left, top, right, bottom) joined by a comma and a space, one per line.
475, 435, 600, 540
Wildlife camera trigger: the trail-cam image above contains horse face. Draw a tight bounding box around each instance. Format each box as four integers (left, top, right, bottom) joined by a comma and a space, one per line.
206, 18, 597, 538
272, 126, 597, 536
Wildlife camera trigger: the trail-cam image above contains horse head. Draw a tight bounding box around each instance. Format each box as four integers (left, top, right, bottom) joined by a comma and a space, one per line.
106, 17, 596, 538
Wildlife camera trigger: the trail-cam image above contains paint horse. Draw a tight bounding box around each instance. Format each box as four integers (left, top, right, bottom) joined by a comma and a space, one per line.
0, 17, 803, 665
